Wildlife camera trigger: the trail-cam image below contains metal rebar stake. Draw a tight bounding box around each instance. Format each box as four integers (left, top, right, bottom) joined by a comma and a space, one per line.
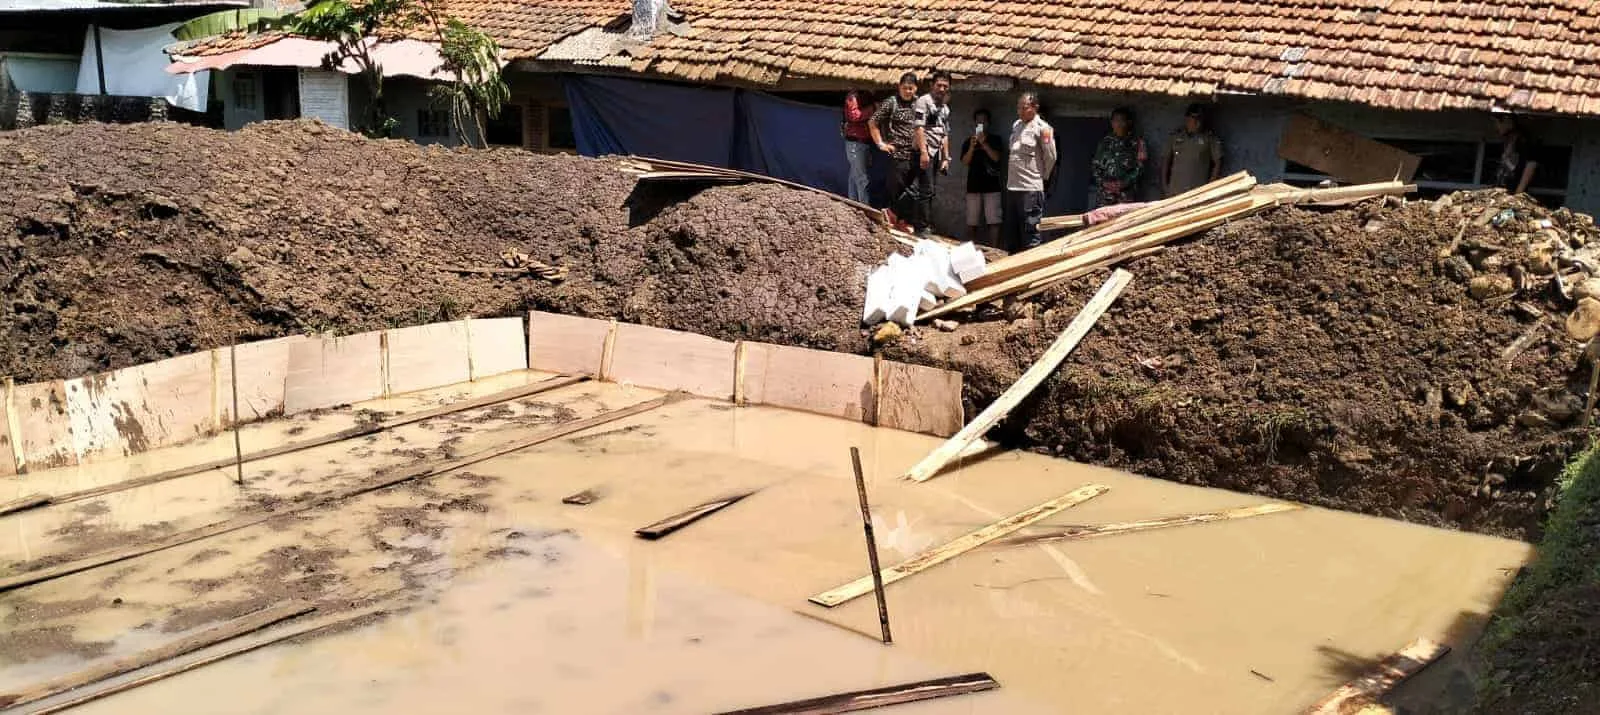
850, 446, 892, 644
229, 342, 244, 487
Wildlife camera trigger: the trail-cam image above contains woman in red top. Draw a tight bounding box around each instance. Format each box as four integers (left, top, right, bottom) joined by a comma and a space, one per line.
842, 89, 875, 203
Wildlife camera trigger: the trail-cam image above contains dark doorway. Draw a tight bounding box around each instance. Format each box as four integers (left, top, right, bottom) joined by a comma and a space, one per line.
1043, 115, 1109, 216
262, 69, 299, 121
486, 104, 525, 147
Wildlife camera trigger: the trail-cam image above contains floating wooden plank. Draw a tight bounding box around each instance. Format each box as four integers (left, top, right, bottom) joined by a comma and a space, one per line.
0, 601, 315, 709
875, 361, 964, 437
13, 379, 76, 471
906, 271, 1132, 483
1278, 113, 1420, 185
562, 488, 601, 505
8, 375, 586, 516
635, 491, 754, 540
1303, 638, 1449, 715
997, 502, 1303, 547
0, 493, 50, 517
218, 335, 307, 425
283, 331, 385, 414
528, 311, 613, 377
384, 321, 471, 395
809, 484, 1109, 607
0, 378, 18, 476
714, 672, 1000, 714
467, 317, 528, 380
608, 322, 737, 400
0, 393, 665, 593
741, 342, 875, 423
27, 602, 396, 715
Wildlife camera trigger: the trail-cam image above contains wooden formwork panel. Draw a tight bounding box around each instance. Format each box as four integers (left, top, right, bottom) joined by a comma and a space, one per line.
877, 361, 965, 437
66, 351, 216, 462
385, 321, 471, 395
0, 382, 17, 476
740, 342, 875, 423
608, 323, 736, 399
283, 332, 385, 414
13, 380, 76, 471
528, 311, 611, 377
216, 335, 306, 426
467, 317, 527, 380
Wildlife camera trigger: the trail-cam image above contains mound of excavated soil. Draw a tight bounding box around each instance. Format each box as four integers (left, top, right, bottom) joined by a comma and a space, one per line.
1, 120, 1586, 539
0, 120, 887, 381
900, 192, 1591, 538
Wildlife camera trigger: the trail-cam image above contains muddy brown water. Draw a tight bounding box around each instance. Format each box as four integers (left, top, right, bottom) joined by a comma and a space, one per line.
0, 374, 1529, 713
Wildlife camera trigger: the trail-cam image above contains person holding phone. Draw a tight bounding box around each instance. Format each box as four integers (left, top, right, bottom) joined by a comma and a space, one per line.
960, 107, 1005, 246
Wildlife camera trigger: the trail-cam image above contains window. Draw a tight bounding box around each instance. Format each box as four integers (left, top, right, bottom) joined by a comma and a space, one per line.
484, 104, 524, 147
417, 108, 449, 138
231, 73, 258, 111
547, 104, 576, 151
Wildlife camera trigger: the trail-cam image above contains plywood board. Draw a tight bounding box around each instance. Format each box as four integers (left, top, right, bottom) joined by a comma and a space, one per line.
13, 380, 76, 471
217, 335, 306, 426
283, 332, 384, 414
1278, 113, 1420, 185
877, 361, 963, 437
467, 317, 527, 379
384, 321, 471, 395
740, 342, 874, 422
0, 382, 18, 477
608, 323, 735, 399
66, 351, 217, 461
528, 311, 613, 377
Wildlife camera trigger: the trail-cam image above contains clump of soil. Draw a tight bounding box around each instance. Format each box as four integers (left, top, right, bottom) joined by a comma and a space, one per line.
0, 120, 885, 381
901, 192, 1589, 538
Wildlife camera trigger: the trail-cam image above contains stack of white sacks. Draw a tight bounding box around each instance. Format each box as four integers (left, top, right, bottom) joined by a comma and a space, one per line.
862, 240, 987, 326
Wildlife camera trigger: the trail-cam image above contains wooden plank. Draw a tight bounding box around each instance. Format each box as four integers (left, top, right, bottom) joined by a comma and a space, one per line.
741, 342, 875, 422
0, 393, 666, 593
9, 375, 587, 515
384, 321, 471, 395
635, 491, 754, 540
876, 361, 963, 437
217, 335, 306, 425
283, 331, 385, 414
0, 601, 316, 709
996, 502, 1303, 547
562, 488, 601, 505
528, 311, 612, 377
1278, 113, 1421, 185
1303, 638, 1449, 714
13, 380, 76, 471
27, 602, 397, 715
0, 493, 50, 516
466, 316, 528, 380
608, 322, 736, 400
808, 484, 1109, 607
714, 672, 1000, 714
65, 351, 217, 462
1257, 180, 1410, 207
906, 271, 1132, 483
0, 377, 18, 476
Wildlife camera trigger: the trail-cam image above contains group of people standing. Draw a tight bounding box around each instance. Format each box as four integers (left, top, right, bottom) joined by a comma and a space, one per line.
843, 73, 1228, 251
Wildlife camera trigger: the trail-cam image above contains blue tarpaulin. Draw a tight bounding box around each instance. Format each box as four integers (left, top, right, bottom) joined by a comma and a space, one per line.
564, 74, 854, 198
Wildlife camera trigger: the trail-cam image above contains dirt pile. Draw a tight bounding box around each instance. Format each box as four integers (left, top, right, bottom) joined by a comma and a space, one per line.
900, 190, 1589, 538
0, 120, 886, 382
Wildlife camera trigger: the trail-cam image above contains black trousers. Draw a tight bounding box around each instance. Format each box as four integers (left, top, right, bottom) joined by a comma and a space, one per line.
1003, 190, 1046, 251
887, 154, 933, 232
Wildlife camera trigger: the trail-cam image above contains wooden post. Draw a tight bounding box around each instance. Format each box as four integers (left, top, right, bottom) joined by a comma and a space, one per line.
850, 447, 891, 644
229, 342, 244, 487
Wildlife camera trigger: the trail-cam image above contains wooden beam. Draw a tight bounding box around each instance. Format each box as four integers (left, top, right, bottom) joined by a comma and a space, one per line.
0, 396, 670, 594
3, 375, 586, 517
0, 601, 315, 709
996, 502, 1303, 547
808, 484, 1108, 607
906, 271, 1132, 483
0, 493, 50, 517
635, 491, 754, 540
1303, 638, 1449, 714
713, 672, 1000, 714
562, 488, 602, 505
27, 602, 398, 715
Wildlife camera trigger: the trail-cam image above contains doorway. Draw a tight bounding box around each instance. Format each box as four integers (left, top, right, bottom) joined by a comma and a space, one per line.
1043, 115, 1109, 217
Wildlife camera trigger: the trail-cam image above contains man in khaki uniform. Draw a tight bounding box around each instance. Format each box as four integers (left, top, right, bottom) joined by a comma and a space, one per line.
1004, 92, 1058, 251
1163, 103, 1224, 196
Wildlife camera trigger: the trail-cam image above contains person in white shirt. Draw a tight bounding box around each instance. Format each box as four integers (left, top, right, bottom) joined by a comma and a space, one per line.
1004, 92, 1058, 251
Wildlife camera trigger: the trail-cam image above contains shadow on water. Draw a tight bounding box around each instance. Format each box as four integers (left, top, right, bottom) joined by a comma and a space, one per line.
1310, 608, 1493, 713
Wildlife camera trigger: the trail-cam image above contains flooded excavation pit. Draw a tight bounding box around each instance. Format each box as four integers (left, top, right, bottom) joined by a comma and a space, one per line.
0, 361, 1530, 714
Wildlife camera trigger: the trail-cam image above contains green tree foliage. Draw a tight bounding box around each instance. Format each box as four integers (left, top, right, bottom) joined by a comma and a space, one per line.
427, 18, 508, 148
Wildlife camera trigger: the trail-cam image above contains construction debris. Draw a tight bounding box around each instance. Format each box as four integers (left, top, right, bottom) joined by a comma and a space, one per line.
861, 239, 986, 326
714, 672, 1000, 714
